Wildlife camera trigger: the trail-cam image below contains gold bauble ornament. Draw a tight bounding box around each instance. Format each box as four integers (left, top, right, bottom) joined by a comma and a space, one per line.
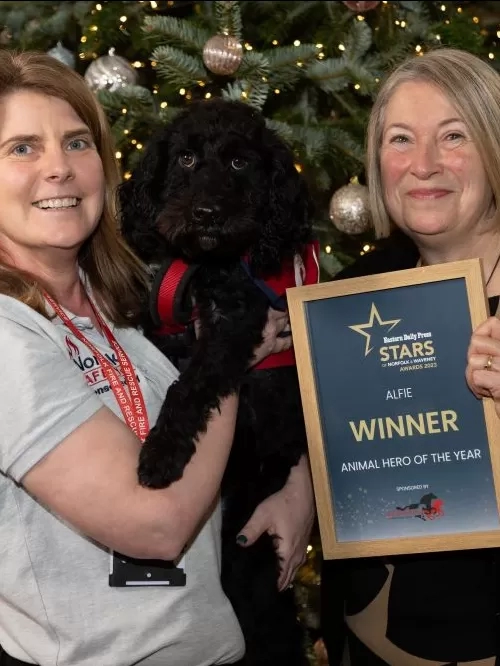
84, 48, 138, 92
342, 1, 380, 11
202, 34, 243, 76
329, 182, 372, 235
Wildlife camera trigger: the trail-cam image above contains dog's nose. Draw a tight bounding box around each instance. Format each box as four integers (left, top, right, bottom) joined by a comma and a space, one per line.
192, 204, 221, 223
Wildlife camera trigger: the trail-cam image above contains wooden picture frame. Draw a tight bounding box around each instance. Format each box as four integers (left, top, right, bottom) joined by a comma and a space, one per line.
287, 259, 500, 559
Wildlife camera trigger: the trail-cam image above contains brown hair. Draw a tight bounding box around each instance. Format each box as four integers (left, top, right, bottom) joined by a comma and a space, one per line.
0, 50, 149, 325
366, 47, 500, 238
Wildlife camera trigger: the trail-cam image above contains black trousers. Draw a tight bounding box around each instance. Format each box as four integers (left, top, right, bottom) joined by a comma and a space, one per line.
0, 649, 245, 666
0, 652, 29, 666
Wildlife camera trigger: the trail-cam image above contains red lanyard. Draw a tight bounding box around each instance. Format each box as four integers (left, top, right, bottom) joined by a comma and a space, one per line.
44, 292, 150, 442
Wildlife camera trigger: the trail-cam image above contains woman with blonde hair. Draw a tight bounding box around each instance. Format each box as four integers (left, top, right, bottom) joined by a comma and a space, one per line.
322, 47, 500, 665
0, 49, 314, 666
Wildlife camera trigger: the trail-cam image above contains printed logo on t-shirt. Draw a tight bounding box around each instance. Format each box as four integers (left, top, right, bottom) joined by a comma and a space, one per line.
65, 335, 80, 360
64, 334, 139, 396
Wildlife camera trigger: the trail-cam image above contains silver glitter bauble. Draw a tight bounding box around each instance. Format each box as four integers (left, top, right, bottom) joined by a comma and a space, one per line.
84, 48, 138, 92
47, 41, 76, 69
202, 34, 243, 76
329, 183, 372, 235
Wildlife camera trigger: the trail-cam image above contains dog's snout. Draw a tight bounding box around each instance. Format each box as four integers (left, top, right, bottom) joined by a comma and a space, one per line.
192, 204, 221, 223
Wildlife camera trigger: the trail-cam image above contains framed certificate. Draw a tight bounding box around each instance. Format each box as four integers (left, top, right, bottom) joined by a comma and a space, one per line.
287, 259, 500, 559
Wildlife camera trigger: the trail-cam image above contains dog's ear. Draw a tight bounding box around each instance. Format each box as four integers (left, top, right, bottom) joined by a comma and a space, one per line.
117, 129, 171, 264
265, 129, 314, 254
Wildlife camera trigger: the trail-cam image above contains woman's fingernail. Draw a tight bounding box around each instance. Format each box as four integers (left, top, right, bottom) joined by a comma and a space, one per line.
236, 534, 247, 545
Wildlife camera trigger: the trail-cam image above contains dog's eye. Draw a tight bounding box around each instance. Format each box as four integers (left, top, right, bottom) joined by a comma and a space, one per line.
231, 158, 248, 171
179, 151, 196, 168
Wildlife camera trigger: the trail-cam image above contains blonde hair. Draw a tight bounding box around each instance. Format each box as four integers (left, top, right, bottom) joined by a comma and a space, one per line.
0, 50, 149, 325
366, 47, 500, 238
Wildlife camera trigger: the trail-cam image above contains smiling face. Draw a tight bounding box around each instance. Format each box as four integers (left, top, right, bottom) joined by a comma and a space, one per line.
0, 90, 105, 266
380, 80, 495, 243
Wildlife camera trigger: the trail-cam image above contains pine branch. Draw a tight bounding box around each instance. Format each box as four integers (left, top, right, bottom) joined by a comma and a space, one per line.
237, 51, 271, 81
292, 125, 331, 162
305, 58, 350, 94
316, 167, 334, 192
263, 44, 319, 69
41, 4, 74, 32
0, 1, 76, 46
151, 44, 208, 88
126, 149, 150, 173
319, 250, 346, 278
326, 126, 365, 166
344, 61, 379, 96
399, 1, 431, 18
142, 15, 211, 52
366, 44, 409, 77
222, 79, 269, 110
215, 1, 243, 40
107, 114, 130, 139
264, 119, 296, 146
158, 105, 184, 125
331, 91, 361, 120
73, 1, 96, 23
343, 19, 372, 62
268, 122, 363, 188
288, 87, 322, 127
261, 44, 319, 89
279, 0, 326, 24
97, 85, 156, 115
399, 2, 436, 41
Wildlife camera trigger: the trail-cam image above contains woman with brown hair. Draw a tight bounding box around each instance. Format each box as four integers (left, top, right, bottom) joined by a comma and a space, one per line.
0, 50, 314, 666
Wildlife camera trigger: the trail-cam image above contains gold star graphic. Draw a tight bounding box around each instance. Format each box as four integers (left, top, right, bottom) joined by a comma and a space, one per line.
349, 303, 401, 356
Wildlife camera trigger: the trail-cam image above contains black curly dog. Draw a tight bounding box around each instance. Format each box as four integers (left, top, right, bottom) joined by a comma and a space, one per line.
118, 98, 314, 666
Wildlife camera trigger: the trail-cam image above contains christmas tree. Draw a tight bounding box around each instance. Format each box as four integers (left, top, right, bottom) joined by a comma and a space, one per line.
0, 0, 497, 280
1, 2, 499, 662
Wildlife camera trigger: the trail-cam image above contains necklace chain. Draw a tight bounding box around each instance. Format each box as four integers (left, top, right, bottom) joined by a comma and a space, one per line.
417, 252, 500, 288
485, 250, 500, 287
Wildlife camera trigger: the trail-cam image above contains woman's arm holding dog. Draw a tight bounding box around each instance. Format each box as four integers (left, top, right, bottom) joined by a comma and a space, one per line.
21, 310, 291, 563
236, 454, 315, 590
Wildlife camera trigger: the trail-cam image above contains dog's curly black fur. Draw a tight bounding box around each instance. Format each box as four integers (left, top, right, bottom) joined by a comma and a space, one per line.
118, 98, 314, 666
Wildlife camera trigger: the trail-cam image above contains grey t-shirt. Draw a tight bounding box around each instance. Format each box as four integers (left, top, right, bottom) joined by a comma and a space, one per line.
0, 294, 244, 666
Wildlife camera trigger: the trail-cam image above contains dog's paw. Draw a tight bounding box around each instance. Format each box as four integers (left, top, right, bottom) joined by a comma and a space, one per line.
138, 439, 196, 489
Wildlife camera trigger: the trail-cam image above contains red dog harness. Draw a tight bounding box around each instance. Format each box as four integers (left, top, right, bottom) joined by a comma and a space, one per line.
150, 241, 320, 370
